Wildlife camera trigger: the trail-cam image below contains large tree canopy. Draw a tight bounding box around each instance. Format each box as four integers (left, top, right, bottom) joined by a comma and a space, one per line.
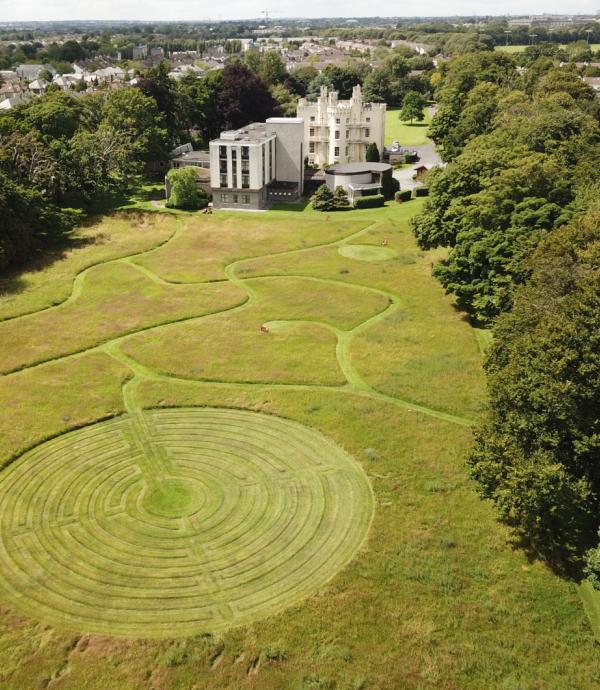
469, 214, 600, 566
412, 78, 599, 324
218, 63, 280, 131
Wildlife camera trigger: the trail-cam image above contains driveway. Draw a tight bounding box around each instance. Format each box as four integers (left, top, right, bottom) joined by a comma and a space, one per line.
393, 141, 444, 191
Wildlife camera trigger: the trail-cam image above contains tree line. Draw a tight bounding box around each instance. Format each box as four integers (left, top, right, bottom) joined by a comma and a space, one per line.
412, 49, 600, 580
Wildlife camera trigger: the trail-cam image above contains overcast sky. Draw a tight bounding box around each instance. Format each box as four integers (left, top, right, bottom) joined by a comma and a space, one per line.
0, 0, 598, 23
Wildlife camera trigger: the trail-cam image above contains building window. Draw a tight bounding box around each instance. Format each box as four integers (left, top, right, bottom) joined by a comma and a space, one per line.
309, 127, 315, 137
335, 130, 340, 139
219, 160, 227, 173
345, 129, 349, 138
231, 148, 237, 160
219, 145, 227, 159
241, 146, 249, 160
310, 115, 315, 121
335, 118, 340, 124
345, 146, 349, 156
346, 117, 349, 123
232, 194, 238, 203
366, 117, 371, 123
242, 194, 250, 204
220, 193, 228, 202
365, 128, 370, 137
334, 146, 339, 157
220, 174, 227, 188
242, 175, 250, 189
309, 141, 315, 153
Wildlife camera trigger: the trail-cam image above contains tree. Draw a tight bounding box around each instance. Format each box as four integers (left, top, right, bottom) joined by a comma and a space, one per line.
69, 125, 140, 200
177, 69, 223, 143
468, 214, 600, 566
22, 92, 81, 139
101, 88, 168, 163
305, 72, 335, 101
218, 63, 280, 131
165, 167, 208, 210
271, 84, 298, 117
411, 79, 598, 324
136, 62, 181, 146
321, 64, 369, 99
259, 50, 287, 85
0, 171, 77, 271
311, 184, 336, 211
399, 91, 427, 124
365, 143, 380, 162
286, 66, 319, 96
38, 68, 54, 82
333, 185, 350, 209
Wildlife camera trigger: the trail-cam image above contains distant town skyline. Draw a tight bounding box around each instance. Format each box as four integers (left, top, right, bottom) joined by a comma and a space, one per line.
1, 1, 599, 23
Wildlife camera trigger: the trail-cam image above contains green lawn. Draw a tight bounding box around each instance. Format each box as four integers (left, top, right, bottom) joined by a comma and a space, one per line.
495, 44, 528, 53
385, 107, 432, 146
495, 43, 600, 52
0, 201, 599, 688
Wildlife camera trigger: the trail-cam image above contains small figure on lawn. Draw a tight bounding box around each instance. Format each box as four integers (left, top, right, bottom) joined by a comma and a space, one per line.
382, 239, 389, 247
260, 324, 269, 333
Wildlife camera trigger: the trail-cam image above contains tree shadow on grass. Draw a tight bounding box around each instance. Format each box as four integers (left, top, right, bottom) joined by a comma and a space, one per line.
0, 234, 103, 298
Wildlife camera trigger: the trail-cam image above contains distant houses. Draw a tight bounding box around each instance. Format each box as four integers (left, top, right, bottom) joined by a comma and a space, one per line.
15, 64, 56, 81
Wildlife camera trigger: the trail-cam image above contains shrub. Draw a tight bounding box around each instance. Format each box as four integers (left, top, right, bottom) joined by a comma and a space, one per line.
261, 643, 287, 662
333, 185, 350, 210
395, 189, 412, 202
165, 167, 208, 210
311, 184, 336, 211
583, 545, 600, 589
365, 142, 380, 162
414, 186, 429, 197
585, 540, 600, 589
354, 194, 384, 209
381, 168, 399, 200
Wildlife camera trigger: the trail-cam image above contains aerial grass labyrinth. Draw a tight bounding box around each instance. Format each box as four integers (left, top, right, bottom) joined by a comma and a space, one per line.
0, 407, 373, 637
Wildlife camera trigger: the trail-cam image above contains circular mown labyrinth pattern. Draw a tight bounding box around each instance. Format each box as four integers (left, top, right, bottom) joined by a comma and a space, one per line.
338, 245, 397, 262
0, 408, 373, 638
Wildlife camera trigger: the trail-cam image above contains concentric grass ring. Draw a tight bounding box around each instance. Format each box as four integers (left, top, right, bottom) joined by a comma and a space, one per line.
0, 408, 373, 637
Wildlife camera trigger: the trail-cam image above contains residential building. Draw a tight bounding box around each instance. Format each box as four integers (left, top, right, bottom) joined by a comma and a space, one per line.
163, 144, 212, 193
16, 64, 55, 81
297, 85, 386, 167
171, 145, 211, 170
132, 45, 148, 60
28, 79, 48, 94
209, 118, 304, 210
0, 70, 18, 82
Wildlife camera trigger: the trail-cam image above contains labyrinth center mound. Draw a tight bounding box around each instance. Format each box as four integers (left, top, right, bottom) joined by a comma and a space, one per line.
0, 408, 373, 637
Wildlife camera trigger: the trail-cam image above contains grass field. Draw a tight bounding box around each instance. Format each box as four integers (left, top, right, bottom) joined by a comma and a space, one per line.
385, 107, 432, 147
0, 200, 599, 688
495, 43, 600, 52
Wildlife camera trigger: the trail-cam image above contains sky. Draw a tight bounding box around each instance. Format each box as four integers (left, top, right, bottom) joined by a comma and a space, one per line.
0, 0, 599, 23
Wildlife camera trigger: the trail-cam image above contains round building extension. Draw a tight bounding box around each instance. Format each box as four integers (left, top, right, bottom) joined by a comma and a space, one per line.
324, 162, 393, 206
